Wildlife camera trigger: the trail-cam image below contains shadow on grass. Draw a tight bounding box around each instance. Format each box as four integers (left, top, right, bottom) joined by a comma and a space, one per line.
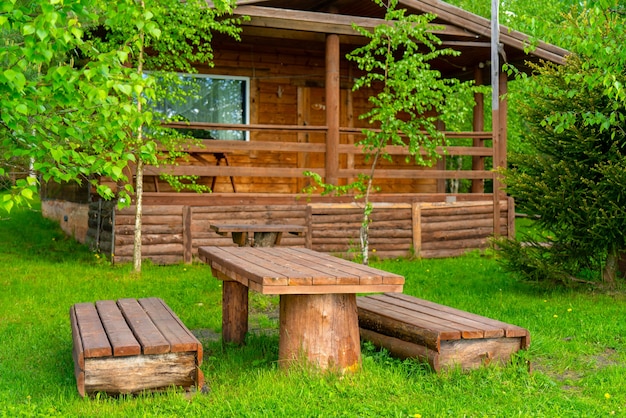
0, 207, 101, 264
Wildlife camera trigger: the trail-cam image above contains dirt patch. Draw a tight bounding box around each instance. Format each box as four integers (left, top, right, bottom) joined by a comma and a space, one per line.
532, 347, 622, 392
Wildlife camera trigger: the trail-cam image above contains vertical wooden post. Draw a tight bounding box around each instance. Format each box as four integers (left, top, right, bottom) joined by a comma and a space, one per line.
491, 0, 501, 236
325, 33, 340, 185
305, 204, 313, 249
498, 71, 508, 174
345, 64, 355, 185
297, 86, 311, 192
182, 206, 192, 264
472, 67, 485, 193
412, 202, 422, 257
499, 72, 510, 237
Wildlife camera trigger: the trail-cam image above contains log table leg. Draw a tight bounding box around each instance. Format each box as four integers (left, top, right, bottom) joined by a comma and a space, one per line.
253, 231, 282, 247
278, 293, 361, 373
222, 280, 248, 345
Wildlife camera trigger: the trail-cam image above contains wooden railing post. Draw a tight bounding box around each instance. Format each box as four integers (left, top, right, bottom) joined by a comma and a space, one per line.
183, 205, 192, 264
472, 66, 485, 193
325, 33, 340, 185
412, 202, 422, 257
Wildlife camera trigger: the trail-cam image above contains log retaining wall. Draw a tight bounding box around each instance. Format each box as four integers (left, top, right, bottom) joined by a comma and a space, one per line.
108, 199, 513, 264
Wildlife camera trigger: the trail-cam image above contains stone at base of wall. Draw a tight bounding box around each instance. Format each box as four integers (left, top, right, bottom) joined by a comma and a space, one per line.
41, 199, 90, 243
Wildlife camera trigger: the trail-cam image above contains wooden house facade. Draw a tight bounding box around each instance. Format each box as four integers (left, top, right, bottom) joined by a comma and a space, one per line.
41, 0, 568, 264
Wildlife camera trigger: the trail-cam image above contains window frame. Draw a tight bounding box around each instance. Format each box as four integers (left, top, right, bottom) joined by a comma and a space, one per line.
154, 72, 251, 141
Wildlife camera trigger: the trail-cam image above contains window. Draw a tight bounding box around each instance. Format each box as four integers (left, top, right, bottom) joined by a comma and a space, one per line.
154, 73, 249, 140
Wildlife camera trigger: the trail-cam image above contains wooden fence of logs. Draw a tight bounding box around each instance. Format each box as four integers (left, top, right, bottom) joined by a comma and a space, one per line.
103, 199, 513, 264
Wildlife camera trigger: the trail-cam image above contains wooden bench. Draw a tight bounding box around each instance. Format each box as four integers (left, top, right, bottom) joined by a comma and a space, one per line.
70, 298, 204, 397
357, 293, 530, 372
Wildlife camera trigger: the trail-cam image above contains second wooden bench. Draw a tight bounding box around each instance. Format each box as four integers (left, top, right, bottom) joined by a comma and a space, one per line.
70, 297, 204, 397
357, 293, 530, 372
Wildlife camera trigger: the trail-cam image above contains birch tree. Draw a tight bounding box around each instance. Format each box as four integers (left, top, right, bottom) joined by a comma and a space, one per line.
1, 0, 243, 272
306, 0, 476, 264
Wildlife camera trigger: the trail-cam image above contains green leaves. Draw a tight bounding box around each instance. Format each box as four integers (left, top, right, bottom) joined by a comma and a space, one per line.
500, 1, 626, 286
346, 0, 474, 167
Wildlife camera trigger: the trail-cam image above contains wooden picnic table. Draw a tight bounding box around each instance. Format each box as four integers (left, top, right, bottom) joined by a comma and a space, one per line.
198, 246, 404, 372
210, 223, 307, 247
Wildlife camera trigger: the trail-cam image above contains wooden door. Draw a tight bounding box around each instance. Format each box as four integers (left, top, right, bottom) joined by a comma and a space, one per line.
297, 87, 354, 191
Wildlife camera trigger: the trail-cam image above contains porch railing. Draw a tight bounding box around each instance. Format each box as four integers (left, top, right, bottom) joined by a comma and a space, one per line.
146, 122, 494, 184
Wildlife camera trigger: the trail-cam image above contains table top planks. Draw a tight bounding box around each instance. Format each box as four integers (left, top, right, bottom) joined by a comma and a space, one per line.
198, 246, 404, 295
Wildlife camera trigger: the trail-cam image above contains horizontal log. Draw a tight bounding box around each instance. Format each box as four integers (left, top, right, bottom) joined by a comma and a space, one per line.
422, 206, 499, 219
115, 215, 182, 226
312, 214, 362, 223
312, 222, 363, 230
339, 169, 495, 180
116, 206, 184, 216
421, 218, 502, 233
114, 243, 183, 257
367, 250, 413, 259
193, 212, 307, 222
312, 229, 411, 239
418, 248, 488, 258
359, 328, 440, 371
370, 221, 411, 230
143, 164, 495, 181
311, 237, 410, 247
84, 352, 198, 395
191, 238, 236, 248
367, 243, 412, 251
192, 204, 307, 213
141, 192, 496, 207
144, 165, 326, 178
311, 243, 359, 252
113, 255, 184, 265
200, 212, 307, 221
116, 224, 183, 235
421, 237, 489, 251
423, 227, 495, 241
439, 337, 525, 371
309, 202, 413, 211
357, 306, 440, 351
371, 212, 412, 222
424, 213, 507, 224
115, 234, 183, 246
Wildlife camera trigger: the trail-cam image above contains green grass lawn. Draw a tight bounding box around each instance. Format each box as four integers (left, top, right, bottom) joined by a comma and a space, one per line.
1, 202, 625, 417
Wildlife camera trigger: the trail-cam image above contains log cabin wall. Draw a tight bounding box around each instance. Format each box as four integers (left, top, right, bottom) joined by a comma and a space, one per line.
142, 40, 440, 195
109, 197, 513, 265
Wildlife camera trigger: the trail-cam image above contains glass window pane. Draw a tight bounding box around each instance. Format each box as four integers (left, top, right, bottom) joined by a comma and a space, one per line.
154, 74, 249, 140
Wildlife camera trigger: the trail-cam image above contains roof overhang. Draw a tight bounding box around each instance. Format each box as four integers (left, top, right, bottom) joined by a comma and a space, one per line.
210, 0, 569, 81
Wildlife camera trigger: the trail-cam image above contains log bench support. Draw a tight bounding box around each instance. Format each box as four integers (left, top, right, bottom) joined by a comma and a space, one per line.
70, 297, 204, 397
357, 293, 530, 372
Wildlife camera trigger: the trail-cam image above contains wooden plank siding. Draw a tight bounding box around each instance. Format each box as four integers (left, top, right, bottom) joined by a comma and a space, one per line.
111, 199, 513, 265
118, 36, 497, 196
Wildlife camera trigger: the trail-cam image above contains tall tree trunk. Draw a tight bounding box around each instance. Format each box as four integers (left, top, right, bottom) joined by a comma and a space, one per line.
133, 157, 143, 273
360, 210, 370, 265
618, 251, 626, 279
602, 250, 618, 288
133, 18, 146, 274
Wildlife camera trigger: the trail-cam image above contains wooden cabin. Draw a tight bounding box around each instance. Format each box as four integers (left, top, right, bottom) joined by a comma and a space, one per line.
41, 0, 568, 264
